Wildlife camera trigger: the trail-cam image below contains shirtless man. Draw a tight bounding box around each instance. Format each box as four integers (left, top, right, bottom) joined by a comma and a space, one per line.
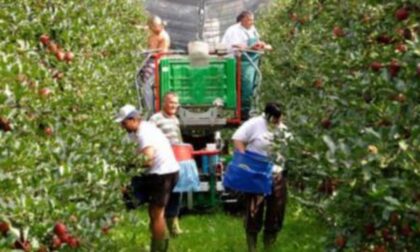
141, 16, 170, 112
147, 15, 170, 52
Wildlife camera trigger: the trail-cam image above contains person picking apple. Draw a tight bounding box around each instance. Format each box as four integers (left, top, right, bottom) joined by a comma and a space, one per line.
115, 105, 179, 252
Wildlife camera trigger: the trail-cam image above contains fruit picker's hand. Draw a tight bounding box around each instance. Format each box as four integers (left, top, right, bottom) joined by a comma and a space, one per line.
233, 140, 246, 153
263, 43, 273, 51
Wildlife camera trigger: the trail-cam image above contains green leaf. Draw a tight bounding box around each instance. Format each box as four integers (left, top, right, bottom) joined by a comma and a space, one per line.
398, 140, 408, 151
322, 135, 336, 154
384, 196, 401, 207
364, 127, 381, 139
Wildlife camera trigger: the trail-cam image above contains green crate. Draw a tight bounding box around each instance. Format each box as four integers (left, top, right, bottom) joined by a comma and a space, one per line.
159, 56, 237, 109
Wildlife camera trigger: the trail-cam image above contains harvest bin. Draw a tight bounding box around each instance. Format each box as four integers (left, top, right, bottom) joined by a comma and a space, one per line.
159, 56, 237, 108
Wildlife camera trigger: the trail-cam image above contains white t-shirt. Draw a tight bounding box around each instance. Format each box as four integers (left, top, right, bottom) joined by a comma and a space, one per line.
232, 115, 273, 157
221, 23, 260, 50
129, 121, 179, 175
232, 115, 292, 173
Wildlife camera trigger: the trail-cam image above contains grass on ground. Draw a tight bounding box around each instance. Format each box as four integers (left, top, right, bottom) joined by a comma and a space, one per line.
104, 197, 327, 252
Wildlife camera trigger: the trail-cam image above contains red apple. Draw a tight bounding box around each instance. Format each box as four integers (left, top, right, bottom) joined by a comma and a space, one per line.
39, 87, 52, 97
396, 28, 405, 37
395, 43, 407, 53
101, 225, 110, 235
64, 51, 74, 62
313, 79, 323, 89
55, 51, 65, 61
59, 233, 70, 244
54, 222, 67, 237
335, 234, 346, 249
120, 186, 128, 194
289, 12, 298, 21
381, 228, 393, 241
0, 117, 12, 132
48, 42, 58, 53
377, 34, 393, 44
51, 235, 62, 249
362, 14, 371, 24
400, 224, 412, 236
393, 93, 406, 103
370, 61, 383, 72
44, 127, 53, 136
29, 80, 37, 89
377, 118, 391, 127
321, 118, 332, 129
364, 223, 375, 236
39, 34, 50, 46
318, 178, 336, 195
402, 128, 411, 139
0, 221, 10, 236
67, 236, 80, 248
414, 192, 420, 202
389, 212, 400, 225
403, 28, 413, 40
298, 16, 307, 25
373, 245, 387, 252
333, 26, 344, 37
395, 7, 409, 21
388, 59, 401, 77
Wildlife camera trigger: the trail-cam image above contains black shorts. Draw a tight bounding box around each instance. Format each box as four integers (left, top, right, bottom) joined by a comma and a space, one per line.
131, 171, 179, 207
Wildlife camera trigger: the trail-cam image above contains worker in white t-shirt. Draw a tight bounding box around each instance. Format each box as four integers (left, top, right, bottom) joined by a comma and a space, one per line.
115, 104, 179, 252
221, 11, 272, 120
232, 102, 290, 252
221, 11, 272, 51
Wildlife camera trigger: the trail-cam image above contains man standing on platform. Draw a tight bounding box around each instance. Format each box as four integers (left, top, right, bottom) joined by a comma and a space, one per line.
221, 10, 272, 119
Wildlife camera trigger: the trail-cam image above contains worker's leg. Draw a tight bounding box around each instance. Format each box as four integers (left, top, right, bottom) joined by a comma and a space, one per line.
148, 172, 179, 252
240, 55, 260, 119
263, 172, 288, 250
244, 194, 265, 252
165, 192, 183, 236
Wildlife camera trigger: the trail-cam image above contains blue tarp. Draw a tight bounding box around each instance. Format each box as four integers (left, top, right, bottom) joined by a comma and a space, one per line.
223, 150, 273, 195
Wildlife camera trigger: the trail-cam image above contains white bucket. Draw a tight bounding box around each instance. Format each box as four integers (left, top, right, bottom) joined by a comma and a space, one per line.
188, 41, 210, 67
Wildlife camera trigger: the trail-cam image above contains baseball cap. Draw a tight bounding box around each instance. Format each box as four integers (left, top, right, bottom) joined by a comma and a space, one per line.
114, 104, 139, 123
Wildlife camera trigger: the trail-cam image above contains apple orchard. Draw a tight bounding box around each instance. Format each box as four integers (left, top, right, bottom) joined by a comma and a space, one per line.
1, 0, 419, 251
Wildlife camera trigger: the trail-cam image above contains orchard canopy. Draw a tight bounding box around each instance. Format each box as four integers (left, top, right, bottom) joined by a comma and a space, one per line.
0, 0, 419, 251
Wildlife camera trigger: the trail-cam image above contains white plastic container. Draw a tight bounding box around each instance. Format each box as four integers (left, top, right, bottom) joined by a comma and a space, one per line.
188, 41, 210, 67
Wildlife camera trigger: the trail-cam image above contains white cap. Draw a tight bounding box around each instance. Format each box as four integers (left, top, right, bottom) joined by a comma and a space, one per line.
114, 104, 139, 123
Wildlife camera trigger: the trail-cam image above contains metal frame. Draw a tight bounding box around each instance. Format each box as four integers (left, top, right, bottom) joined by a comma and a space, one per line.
134, 48, 262, 124
134, 49, 184, 113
